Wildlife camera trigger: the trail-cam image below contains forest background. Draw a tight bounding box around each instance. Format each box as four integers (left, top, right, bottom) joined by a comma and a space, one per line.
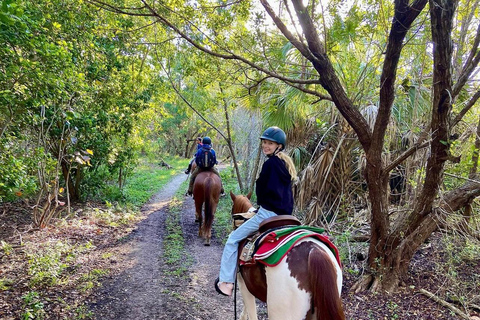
1, 0, 480, 318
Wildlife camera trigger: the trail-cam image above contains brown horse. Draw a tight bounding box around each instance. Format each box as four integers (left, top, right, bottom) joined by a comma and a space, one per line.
230, 192, 345, 320
193, 170, 221, 246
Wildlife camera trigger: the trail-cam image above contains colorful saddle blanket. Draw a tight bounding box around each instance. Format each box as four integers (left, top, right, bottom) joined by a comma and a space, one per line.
239, 225, 341, 268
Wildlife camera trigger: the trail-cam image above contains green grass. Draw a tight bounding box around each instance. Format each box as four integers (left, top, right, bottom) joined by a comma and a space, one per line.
163, 194, 193, 277
122, 156, 189, 207
212, 166, 248, 243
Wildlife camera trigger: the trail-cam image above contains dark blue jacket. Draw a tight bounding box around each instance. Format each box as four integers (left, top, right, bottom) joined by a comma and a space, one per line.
194, 144, 217, 166
255, 155, 293, 215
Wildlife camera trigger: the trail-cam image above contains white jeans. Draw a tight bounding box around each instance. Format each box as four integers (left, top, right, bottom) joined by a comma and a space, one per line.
219, 206, 276, 283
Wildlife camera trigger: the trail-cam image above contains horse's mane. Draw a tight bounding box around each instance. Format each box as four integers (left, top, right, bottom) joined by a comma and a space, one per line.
231, 194, 253, 214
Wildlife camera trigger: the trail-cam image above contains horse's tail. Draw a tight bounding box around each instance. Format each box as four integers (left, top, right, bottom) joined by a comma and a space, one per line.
202, 177, 215, 234
308, 247, 345, 320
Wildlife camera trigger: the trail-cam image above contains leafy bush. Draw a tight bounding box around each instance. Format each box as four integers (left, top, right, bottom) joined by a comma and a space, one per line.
0, 146, 42, 202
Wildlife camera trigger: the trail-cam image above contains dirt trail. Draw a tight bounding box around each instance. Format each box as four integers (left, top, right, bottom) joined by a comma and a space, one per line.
89, 173, 257, 320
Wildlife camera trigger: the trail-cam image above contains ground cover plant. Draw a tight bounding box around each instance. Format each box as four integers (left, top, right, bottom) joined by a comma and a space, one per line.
0, 157, 189, 319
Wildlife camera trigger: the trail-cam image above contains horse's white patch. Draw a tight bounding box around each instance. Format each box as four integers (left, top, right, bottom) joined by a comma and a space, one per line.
265, 258, 311, 320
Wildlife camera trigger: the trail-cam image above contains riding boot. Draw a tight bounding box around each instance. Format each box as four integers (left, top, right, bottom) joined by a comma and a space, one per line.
185, 162, 192, 174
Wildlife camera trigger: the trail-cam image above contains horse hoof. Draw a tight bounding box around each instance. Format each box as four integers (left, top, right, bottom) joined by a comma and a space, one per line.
195, 219, 199, 223
204, 240, 210, 246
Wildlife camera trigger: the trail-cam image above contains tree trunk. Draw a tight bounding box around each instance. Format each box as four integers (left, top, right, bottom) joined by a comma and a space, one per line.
218, 82, 244, 191
61, 161, 79, 201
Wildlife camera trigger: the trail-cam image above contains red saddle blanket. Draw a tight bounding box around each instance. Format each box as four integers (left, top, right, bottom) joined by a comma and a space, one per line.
241, 225, 341, 268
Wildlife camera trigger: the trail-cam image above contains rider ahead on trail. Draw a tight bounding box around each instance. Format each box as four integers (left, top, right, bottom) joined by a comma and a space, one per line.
186, 136, 225, 196
214, 126, 297, 297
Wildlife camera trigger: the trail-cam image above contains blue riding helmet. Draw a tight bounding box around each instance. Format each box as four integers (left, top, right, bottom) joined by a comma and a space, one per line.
260, 126, 286, 150
202, 136, 212, 145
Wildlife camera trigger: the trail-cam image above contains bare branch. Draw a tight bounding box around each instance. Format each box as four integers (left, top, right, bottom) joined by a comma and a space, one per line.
451, 89, 480, 127
86, 0, 151, 16
453, 23, 480, 96
383, 140, 430, 175
260, 0, 314, 61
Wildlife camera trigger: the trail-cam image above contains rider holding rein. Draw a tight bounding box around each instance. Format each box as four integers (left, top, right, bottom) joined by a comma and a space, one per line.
215, 126, 297, 296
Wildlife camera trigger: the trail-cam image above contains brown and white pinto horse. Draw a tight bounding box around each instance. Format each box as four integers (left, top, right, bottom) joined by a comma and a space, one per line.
193, 170, 221, 246
230, 192, 345, 320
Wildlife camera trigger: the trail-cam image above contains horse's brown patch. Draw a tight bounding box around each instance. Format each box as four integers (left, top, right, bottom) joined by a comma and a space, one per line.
286, 241, 314, 291
240, 264, 267, 302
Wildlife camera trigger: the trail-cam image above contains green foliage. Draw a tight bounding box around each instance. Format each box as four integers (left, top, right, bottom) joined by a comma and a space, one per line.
21, 291, 46, 320
26, 240, 94, 288
0, 143, 44, 201
78, 269, 109, 292
121, 157, 189, 207
1, 240, 13, 256
91, 204, 137, 227
0, 277, 14, 290
73, 304, 94, 320
0, 0, 157, 205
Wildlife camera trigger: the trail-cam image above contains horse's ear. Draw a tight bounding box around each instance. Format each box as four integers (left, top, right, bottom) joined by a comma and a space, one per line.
230, 190, 236, 201
247, 191, 252, 199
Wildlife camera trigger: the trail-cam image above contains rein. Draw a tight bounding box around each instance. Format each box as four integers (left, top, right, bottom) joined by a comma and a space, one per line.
234, 276, 238, 320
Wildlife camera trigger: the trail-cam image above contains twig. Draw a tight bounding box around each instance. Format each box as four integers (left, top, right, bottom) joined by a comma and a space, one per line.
470, 303, 480, 312
419, 289, 471, 320
444, 172, 480, 184
13, 228, 23, 246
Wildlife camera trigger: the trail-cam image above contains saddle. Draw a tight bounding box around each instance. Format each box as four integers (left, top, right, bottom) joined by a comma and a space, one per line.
238, 215, 301, 265
238, 216, 341, 268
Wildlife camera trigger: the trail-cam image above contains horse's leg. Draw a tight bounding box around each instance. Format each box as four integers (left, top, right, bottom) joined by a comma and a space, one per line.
194, 199, 203, 238
194, 202, 201, 223
237, 273, 258, 320
265, 261, 311, 320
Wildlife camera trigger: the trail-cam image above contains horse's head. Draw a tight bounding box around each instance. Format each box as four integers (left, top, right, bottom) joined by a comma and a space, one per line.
230, 191, 253, 215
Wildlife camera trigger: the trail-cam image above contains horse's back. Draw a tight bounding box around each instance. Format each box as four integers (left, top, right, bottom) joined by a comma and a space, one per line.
193, 170, 221, 199
251, 237, 344, 320
193, 170, 221, 245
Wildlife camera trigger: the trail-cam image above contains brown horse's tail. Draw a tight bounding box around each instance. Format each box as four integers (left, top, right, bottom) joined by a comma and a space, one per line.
202, 177, 215, 234
308, 247, 345, 320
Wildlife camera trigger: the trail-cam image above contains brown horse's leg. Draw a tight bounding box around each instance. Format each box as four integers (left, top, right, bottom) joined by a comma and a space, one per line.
194, 200, 203, 238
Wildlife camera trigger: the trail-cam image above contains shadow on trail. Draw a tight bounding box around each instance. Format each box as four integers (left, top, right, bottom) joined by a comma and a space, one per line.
88, 173, 255, 320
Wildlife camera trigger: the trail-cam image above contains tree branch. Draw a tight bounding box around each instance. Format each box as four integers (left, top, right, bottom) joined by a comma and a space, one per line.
451, 89, 480, 127
419, 289, 471, 320
86, 0, 150, 16
383, 140, 430, 175
453, 23, 480, 97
